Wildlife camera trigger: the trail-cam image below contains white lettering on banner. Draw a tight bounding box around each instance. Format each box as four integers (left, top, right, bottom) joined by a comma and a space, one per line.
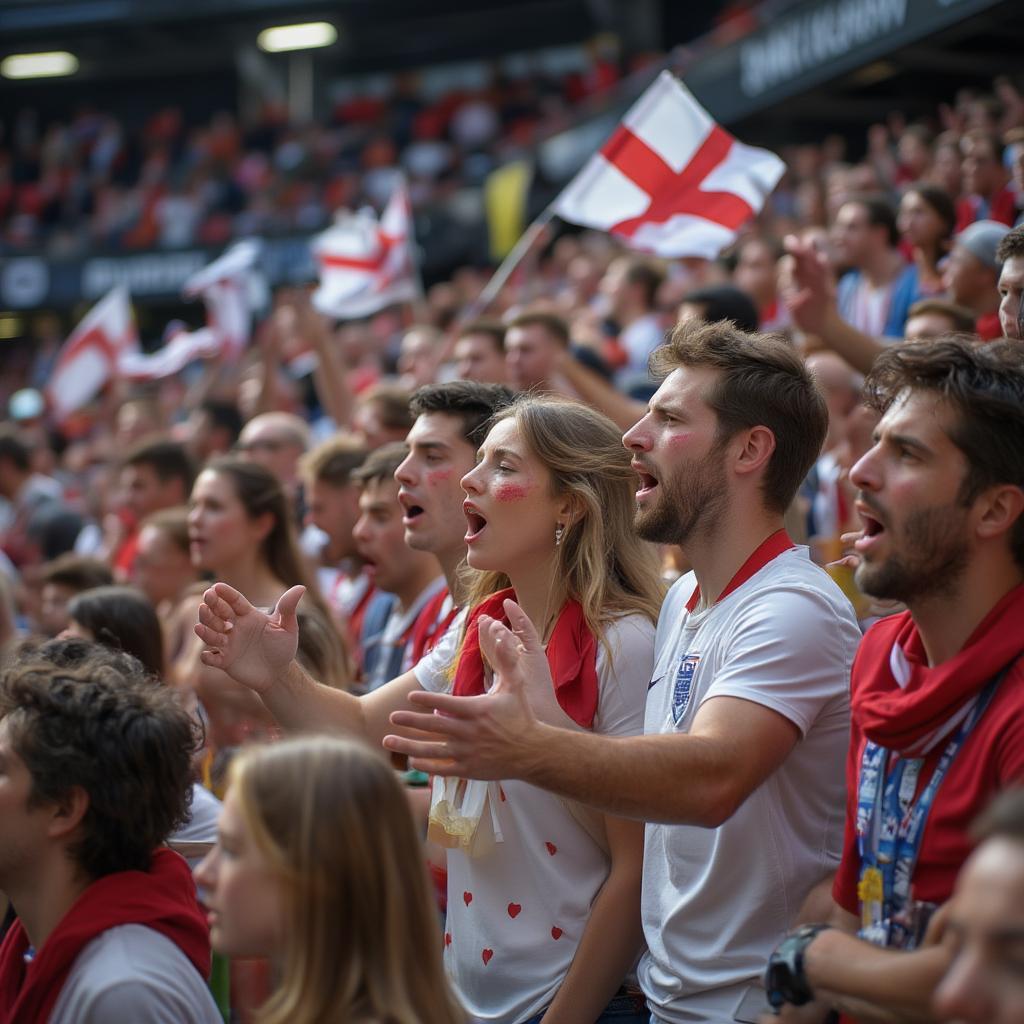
739, 0, 909, 97
82, 252, 208, 299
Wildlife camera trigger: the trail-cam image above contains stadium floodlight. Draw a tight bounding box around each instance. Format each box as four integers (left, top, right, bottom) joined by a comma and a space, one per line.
1, 51, 79, 79
257, 22, 337, 53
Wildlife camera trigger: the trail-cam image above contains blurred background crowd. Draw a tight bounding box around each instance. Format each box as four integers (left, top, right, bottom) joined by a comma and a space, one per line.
0, 0, 1022, 734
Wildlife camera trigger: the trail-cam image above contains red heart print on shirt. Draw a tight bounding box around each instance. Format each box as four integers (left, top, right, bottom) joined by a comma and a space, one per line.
463, 891, 473, 906
545, 842, 557, 855
551, 926, 563, 940
482, 948, 494, 965
507, 902, 522, 918
444, 932, 452, 946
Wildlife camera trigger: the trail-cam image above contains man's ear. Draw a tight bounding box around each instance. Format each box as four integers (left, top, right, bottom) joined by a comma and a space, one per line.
47, 785, 89, 842
732, 425, 776, 480
974, 484, 1024, 545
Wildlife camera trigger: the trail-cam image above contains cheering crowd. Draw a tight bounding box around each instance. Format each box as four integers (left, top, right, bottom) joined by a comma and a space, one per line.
2, 64, 1024, 1024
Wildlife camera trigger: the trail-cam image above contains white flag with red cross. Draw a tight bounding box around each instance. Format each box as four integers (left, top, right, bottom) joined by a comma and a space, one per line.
553, 71, 785, 259
312, 178, 420, 319
119, 240, 262, 381
47, 285, 139, 422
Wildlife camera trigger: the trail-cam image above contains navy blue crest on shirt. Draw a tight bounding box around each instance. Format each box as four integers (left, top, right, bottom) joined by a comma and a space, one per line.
672, 654, 700, 724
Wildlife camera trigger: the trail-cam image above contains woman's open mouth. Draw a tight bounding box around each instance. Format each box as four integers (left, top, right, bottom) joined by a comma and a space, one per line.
464, 502, 488, 543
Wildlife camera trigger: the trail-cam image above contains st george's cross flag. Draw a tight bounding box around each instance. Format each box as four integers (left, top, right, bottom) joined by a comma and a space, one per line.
47, 285, 139, 422
552, 71, 785, 259
119, 240, 262, 381
312, 177, 420, 319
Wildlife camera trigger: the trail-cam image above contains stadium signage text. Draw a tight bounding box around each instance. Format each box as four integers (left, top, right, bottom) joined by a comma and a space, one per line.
740, 0, 907, 97
685, 0, 1004, 123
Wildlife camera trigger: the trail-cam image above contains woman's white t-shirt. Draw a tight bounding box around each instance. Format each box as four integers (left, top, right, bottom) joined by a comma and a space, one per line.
414, 612, 656, 1024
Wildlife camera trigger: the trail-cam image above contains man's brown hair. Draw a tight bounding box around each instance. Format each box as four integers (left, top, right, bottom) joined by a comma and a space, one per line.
864, 337, 1024, 567
121, 436, 196, 495
506, 311, 570, 347
410, 381, 515, 449
0, 640, 197, 878
906, 298, 976, 334
996, 223, 1024, 263
299, 436, 369, 489
619, 258, 665, 310
351, 442, 409, 488
38, 554, 114, 593
457, 320, 506, 352
360, 385, 415, 434
650, 320, 828, 513
140, 506, 191, 555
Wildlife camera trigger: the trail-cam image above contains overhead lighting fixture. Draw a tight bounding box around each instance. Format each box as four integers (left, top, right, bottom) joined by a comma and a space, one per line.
257, 22, 337, 53
1, 51, 79, 79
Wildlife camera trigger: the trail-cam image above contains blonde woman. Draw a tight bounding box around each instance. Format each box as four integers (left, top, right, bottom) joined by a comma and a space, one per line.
195, 396, 664, 1024
194, 736, 463, 1024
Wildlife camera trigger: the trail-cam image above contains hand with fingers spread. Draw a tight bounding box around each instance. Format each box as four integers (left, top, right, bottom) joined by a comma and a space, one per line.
480, 599, 576, 728
383, 600, 565, 779
195, 582, 304, 695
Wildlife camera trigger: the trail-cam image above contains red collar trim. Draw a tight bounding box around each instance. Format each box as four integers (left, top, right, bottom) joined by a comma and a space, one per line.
686, 529, 795, 613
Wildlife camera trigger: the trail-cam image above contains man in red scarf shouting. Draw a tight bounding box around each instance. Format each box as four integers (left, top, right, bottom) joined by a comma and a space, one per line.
760, 336, 1024, 1021
0, 641, 220, 1024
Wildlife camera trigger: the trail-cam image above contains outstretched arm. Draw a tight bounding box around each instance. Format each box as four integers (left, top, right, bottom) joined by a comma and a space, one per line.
195, 582, 420, 745
385, 602, 800, 825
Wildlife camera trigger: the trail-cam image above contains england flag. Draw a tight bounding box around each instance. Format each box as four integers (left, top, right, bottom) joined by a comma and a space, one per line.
553, 71, 785, 259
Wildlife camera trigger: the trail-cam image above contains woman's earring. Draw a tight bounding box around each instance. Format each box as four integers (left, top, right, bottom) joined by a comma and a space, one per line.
555, 523, 565, 546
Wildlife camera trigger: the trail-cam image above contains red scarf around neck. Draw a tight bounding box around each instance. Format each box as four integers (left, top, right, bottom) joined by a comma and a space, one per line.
0, 847, 211, 1024
453, 588, 599, 728
852, 583, 1024, 754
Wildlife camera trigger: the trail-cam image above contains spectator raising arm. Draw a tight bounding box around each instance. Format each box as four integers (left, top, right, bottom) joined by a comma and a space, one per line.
783, 235, 887, 375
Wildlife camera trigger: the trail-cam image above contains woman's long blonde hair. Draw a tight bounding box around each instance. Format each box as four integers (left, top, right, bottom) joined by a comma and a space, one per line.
229, 737, 464, 1024
462, 396, 663, 647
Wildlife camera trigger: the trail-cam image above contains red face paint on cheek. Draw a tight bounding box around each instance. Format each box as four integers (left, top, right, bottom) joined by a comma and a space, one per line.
425, 468, 453, 486
667, 430, 694, 448
495, 483, 531, 502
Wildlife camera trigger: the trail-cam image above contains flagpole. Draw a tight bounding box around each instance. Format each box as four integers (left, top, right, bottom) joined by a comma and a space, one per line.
461, 204, 557, 323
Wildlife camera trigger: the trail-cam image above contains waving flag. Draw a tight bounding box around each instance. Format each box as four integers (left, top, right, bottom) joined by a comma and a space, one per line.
120, 240, 263, 381
312, 179, 420, 319
553, 71, 785, 259
47, 286, 139, 422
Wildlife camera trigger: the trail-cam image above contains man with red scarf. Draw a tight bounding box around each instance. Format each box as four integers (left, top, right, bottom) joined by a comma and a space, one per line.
759, 337, 1024, 1021
0, 641, 219, 1024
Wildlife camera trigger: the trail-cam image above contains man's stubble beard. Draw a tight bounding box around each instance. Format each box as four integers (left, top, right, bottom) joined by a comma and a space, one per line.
633, 449, 730, 548
855, 501, 970, 604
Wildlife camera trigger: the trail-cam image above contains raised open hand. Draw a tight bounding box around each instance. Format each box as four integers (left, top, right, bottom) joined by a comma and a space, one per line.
782, 234, 836, 337
194, 583, 303, 695
383, 599, 562, 779
478, 600, 575, 728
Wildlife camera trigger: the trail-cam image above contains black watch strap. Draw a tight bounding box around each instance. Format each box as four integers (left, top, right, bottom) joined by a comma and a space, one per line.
765, 923, 831, 1010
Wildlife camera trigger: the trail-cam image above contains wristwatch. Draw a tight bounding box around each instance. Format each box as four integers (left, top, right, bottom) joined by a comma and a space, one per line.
764, 924, 831, 1010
